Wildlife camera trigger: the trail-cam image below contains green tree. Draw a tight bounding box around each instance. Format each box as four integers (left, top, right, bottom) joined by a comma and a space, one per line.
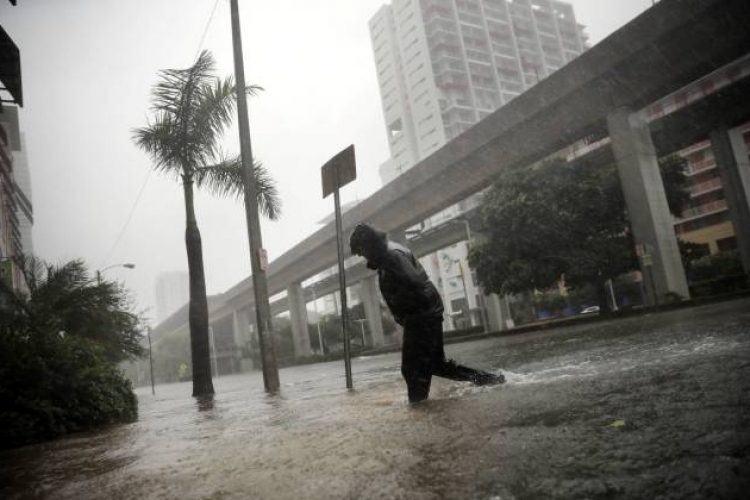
133, 51, 281, 397
0, 257, 141, 448
2, 257, 144, 361
469, 155, 689, 311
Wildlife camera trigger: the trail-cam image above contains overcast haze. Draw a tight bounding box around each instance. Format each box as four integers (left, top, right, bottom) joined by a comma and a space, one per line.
0, 0, 652, 325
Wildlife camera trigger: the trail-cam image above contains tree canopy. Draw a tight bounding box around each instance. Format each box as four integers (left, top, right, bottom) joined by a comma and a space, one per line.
468, 155, 689, 297
2, 257, 145, 362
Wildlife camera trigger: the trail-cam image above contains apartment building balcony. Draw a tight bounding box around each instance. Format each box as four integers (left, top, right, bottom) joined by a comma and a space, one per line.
689, 178, 723, 198
455, 0, 480, 16
687, 157, 717, 175
422, 3, 453, 19
492, 44, 516, 58
466, 49, 492, 64
483, 11, 509, 24
458, 12, 483, 27
429, 31, 462, 46
426, 23, 459, 38
440, 98, 473, 113
436, 78, 469, 91
433, 44, 464, 60
677, 199, 728, 222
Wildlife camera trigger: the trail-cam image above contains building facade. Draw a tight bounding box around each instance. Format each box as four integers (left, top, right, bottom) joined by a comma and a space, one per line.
369, 0, 587, 328
13, 133, 32, 257
644, 54, 750, 256
155, 271, 190, 323
0, 105, 26, 291
370, 0, 587, 183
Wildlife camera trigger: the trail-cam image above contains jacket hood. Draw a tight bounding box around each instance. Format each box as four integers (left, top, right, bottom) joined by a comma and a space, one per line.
349, 223, 388, 259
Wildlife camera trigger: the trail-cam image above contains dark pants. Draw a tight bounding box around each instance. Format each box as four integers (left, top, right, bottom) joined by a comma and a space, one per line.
400, 317, 488, 402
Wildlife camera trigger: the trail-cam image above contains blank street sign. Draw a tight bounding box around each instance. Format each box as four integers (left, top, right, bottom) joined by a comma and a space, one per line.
321, 145, 356, 199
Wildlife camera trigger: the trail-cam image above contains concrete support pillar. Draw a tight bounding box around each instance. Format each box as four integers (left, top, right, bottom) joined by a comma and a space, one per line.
232, 311, 242, 344
389, 229, 408, 245
709, 127, 750, 274
359, 274, 385, 347
484, 293, 512, 332
235, 309, 254, 372
607, 107, 690, 304
287, 283, 313, 358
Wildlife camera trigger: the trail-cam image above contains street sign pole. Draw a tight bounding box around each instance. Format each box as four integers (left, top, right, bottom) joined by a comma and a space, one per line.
334, 179, 353, 389
322, 145, 356, 389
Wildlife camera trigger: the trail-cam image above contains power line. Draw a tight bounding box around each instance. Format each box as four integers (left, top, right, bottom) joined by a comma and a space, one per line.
99, 169, 152, 269
194, 0, 221, 60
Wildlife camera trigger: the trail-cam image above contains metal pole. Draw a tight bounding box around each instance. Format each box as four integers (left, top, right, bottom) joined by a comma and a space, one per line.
147, 328, 155, 395
209, 325, 219, 378
333, 180, 353, 389
229, 0, 279, 392
606, 279, 619, 312
312, 286, 324, 355
457, 261, 470, 326
356, 319, 367, 347
647, 266, 658, 307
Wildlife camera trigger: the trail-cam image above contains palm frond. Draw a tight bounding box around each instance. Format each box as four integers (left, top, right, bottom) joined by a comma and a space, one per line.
151, 50, 216, 116
132, 114, 185, 177
191, 77, 240, 164
194, 157, 281, 220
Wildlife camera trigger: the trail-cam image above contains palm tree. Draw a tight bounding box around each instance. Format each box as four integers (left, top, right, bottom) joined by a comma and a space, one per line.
133, 50, 280, 397
1, 256, 145, 363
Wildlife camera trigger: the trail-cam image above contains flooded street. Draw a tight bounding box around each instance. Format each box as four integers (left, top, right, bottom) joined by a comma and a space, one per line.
2, 298, 749, 500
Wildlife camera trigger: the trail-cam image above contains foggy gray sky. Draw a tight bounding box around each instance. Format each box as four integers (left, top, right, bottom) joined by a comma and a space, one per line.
0, 0, 652, 324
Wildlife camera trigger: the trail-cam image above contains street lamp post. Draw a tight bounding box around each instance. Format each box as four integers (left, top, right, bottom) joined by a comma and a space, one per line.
354, 319, 368, 347
96, 263, 135, 284
147, 327, 155, 395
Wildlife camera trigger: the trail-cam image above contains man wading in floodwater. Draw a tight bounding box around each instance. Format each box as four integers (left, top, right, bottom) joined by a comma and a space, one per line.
350, 223, 504, 402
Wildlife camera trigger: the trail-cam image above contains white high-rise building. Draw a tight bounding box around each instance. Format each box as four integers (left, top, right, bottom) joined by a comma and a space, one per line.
369, 0, 587, 327
155, 271, 189, 323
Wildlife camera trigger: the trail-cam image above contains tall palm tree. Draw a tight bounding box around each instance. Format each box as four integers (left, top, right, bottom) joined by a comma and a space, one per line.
133, 50, 280, 397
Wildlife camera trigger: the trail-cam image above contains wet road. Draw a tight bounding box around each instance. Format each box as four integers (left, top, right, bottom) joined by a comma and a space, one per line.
2, 298, 749, 500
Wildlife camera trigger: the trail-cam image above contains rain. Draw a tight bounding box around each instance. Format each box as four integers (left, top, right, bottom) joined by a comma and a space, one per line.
1, 1, 748, 499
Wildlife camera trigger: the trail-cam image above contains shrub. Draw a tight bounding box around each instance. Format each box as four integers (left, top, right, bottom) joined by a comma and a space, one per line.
0, 329, 137, 449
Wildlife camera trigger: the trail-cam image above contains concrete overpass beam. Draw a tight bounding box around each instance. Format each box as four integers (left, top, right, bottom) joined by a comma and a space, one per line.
287, 283, 313, 358
607, 107, 690, 304
709, 127, 750, 274
359, 275, 385, 347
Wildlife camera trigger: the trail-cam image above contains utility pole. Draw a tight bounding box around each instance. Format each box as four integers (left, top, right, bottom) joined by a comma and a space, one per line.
147, 327, 155, 395
229, 0, 280, 392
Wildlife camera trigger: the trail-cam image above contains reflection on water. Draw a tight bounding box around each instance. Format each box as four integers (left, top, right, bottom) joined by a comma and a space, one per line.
1, 300, 748, 500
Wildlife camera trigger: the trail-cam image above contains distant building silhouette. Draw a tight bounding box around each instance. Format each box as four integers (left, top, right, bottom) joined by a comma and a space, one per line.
155, 271, 189, 323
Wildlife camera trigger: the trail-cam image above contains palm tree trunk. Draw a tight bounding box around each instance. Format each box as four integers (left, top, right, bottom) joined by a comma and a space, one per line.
183, 176, 215, 397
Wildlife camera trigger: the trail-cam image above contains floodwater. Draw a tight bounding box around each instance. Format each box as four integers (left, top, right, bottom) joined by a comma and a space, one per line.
2, 299, 749, 500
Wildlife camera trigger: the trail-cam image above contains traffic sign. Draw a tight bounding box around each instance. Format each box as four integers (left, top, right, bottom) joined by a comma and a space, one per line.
321, 145, 356, 199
